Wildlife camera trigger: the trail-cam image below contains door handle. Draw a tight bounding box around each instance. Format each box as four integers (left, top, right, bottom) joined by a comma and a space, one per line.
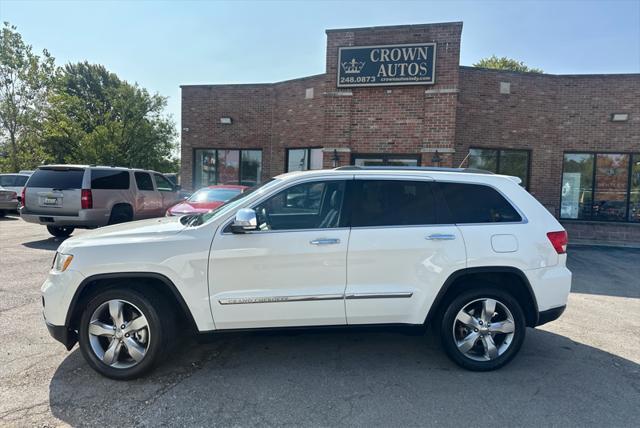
310, 238, 341, 245
426, 233, 456, 240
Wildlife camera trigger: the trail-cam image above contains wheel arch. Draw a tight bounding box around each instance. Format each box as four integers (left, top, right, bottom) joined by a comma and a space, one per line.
66, 272, 198, 333
424, 266, 539, 327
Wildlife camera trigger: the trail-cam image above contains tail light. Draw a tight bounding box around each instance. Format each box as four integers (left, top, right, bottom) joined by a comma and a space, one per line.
81, 189, 93, 209
21, 188, 25, 207
547, 231, 568, 254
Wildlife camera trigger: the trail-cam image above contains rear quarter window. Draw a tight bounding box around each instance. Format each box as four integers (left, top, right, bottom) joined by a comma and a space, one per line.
91, 170, 130, 190
27, 168, 85, 189
0, 175, 16, 186
438, 182, 522, 223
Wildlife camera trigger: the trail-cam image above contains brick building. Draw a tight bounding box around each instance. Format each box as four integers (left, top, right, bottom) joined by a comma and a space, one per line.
181, 22, 640, 245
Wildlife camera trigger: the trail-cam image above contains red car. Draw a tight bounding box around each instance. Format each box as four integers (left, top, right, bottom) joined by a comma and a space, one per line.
166, 185, 248, 216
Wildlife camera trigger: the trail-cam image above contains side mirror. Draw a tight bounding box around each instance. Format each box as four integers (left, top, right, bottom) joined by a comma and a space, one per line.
231, 208, 257, 233
174, 184, 182, 191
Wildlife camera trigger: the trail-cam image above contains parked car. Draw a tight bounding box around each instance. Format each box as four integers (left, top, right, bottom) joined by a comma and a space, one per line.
0, 187, 19, 217
20, 165, 182, 237
166, 184, 248, 216
0, 173, 30, 202
41, 166, 571, 379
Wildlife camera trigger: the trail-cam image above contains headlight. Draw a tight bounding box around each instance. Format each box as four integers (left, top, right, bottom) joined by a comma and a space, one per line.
52, 252, 74, 272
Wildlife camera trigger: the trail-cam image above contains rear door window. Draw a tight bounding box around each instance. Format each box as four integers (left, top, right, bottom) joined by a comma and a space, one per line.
135, 172, 154, 191
27, 168, 84, 189
351, 180, 437, 227
438, 182, 522, 223
91, 170, 130, 190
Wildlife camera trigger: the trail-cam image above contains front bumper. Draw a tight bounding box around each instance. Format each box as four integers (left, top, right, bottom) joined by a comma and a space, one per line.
20, 208, 110, 227
536, 305, 566, 327
45, 321, 77, 350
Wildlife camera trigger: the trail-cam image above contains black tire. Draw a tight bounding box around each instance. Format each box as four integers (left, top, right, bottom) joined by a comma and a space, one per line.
47, 225, 75, 238
108, 205, 133, 225
78, 287, 175, 380
439, 287, 526, 371
0, 210, 5, 217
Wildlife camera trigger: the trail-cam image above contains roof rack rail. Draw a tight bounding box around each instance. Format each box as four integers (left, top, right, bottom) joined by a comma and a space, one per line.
334, 166, 494, 174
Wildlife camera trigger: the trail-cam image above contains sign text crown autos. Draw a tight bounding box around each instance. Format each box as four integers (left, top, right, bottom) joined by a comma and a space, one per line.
337, 43, 436, 87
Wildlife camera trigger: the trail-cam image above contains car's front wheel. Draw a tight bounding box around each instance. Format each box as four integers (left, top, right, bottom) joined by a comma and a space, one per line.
78, 288, 173, 380
47, 225, 75, 238
439, 288, 526, 371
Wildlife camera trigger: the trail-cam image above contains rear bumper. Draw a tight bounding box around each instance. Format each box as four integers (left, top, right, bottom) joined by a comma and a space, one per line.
20, 208, 110, 227
0, 200, 19, 210
536, 305, 566, 327
45, 321, 77, 350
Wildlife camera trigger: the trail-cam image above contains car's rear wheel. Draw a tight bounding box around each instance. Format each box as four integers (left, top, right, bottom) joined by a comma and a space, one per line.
108, 205, 133, 225
439, 288, 525, 371
47, 225, 75, 238
78, 288, 174, 380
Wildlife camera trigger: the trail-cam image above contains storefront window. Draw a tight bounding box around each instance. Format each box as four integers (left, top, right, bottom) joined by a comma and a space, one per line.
240, 150, 262, 186
593, 154, 629, 221
352, 154, 420, 167
468, 148, 529, 188
194, 149, 217, 189
629, 154, 640, 222
287, 148, 323, 172
561, 152, 637, 222
193, 149, 262, 188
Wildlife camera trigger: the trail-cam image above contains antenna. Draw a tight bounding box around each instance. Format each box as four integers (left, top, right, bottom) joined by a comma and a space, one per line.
458, 151, 471, 168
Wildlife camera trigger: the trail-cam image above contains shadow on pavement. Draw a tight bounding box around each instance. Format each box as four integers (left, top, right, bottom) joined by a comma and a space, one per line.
0, 215, 19, 221
48, 327, 640, 426
567, 245, 640, 299
22, 237, 68, 251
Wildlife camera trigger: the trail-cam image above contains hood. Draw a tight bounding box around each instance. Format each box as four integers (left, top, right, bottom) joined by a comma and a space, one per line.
168, 200, 224, 215
58, 216, 187, 252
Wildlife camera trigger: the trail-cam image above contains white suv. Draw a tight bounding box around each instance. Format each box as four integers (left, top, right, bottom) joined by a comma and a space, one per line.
41, 167, 571, 379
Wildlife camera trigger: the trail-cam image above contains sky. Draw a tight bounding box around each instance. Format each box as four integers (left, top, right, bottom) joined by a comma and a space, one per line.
2, 0, 639, 133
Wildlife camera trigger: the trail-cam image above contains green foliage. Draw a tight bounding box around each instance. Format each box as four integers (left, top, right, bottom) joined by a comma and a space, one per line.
44, 62, 179, 173
473, 55, 543, 73
0, 21, 55, 172
0, 22, 179, 174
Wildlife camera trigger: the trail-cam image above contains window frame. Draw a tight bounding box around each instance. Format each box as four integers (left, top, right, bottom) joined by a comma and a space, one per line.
192, 148, 263, 188
285, 147, 324, 173
134, 171, 155, 191
350, 178, 440, 229
560, 150, 639, 223
221, 177, 352, 234
468, 147, 531, 190
435, 180, 526, 225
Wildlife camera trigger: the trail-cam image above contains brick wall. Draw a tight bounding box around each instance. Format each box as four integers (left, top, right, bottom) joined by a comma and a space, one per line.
323, 23, 463, 164
455, 68, 640, 243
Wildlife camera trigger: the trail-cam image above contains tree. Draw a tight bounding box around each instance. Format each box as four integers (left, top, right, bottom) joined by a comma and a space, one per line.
0, 22, 55, 172
473, 55, 543, 73
44, 62, 178, 172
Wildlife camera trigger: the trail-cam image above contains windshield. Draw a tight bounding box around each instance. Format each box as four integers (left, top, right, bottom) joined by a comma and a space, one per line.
189, 188, 242, 203
200, 179, 279, 224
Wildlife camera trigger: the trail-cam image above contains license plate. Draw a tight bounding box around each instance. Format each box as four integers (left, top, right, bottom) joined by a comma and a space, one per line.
43, 198, 58, 205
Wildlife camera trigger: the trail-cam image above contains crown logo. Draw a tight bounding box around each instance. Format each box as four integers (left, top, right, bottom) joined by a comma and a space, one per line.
341, 58, 365, 74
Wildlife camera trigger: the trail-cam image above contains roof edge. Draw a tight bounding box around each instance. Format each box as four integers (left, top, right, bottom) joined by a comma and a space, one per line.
326, 21, 463, 34
460, 65, 640, 78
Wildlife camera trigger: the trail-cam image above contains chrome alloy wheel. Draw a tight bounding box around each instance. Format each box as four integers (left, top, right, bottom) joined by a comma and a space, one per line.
452, 298, 516, 361
88, 299, 150, 369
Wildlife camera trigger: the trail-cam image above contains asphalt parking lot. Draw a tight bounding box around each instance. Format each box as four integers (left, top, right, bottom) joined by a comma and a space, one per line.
1, 216, 639, 427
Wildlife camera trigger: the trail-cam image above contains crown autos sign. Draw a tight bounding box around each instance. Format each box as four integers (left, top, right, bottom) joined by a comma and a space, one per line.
337, 43, 436, 88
